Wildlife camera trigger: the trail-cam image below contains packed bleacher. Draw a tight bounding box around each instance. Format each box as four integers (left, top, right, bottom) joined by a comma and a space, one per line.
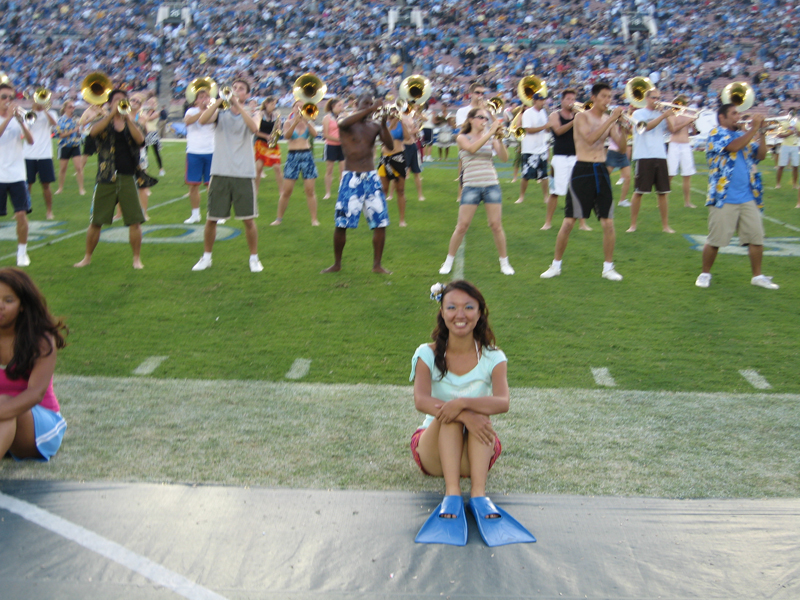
2, 0, 799, 115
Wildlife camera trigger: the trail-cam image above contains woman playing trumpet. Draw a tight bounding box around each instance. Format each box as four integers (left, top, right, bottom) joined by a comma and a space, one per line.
271, 100, 319, 226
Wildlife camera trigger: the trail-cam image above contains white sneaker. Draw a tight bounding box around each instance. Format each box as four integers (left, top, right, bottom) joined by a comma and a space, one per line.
499, 258, 515, 275
192, 256, 212, 271
184, 214, 201, 224
159, 169, 166, 176
618, 199, 631, 207
540, 263, 561, 278
602, 268, 623, 281
751, 275, 779, 289
16, 253, 30, 267
695, 273, 711, 288
439, 259, 453, 275
249, 258, 264, 273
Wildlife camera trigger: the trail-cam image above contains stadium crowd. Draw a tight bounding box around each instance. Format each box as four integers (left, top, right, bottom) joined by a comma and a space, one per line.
1, 0, 799, 112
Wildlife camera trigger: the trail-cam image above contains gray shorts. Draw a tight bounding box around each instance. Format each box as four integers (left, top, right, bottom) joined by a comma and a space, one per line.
207, 175, 258, 220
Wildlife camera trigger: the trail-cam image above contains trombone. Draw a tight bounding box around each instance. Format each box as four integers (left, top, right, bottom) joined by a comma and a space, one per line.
655, 100, 700, 118
292, 73, 327, 120
574, 100, 645, 133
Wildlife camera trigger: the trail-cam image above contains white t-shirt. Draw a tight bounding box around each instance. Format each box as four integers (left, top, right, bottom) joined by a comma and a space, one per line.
632, 108, 667, 160
0, 118, 27, 182
23, 109, 57, 160
185, 107, 216, 155
521, 106, 548, 154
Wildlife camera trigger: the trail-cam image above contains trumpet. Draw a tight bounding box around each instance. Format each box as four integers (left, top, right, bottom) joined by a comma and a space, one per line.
117, 98, 132, 115
15, 107, 36, 126
81, 72, 113, 106
721, 81, 756, 112
292, 73, 326, 121
375, 98, 407, 121
186, 77, 218, 104
738, 115, 790, 131
517, 75, 547, 107
219, 86, 233, 110
624, 76, 656, 109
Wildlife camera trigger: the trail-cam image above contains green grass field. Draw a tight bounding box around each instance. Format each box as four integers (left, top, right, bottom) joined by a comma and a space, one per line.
2, 141, 799, 496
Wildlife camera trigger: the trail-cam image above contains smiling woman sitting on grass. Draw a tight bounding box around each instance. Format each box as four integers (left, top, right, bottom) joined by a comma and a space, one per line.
410, 280, 535, 546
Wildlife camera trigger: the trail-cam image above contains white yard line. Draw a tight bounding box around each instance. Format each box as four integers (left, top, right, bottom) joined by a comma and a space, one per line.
285, 358, 312, 380
452, 238, 465, 280
762, 214, 800, 232
739, 369, 772, 390
591, 367, 617, 387
133, 356, 170, 375
0, 492, 229, 600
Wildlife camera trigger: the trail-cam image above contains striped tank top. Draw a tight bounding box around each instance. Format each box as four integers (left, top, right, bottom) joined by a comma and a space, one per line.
459, 138, 498, 187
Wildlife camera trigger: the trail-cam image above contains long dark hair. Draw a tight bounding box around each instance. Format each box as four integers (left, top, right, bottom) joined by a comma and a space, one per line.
0, 268, 67, 380
459, 107, 487, 135
431, 280, 496, 378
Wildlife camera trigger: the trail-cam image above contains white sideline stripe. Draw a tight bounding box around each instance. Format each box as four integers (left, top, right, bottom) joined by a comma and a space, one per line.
763, 215, 800, 232
0, 492, 229, 600
133, 356, 169, 375
0, 191, 200, 263
285, 358, 312, 380
739, 369, 772, 390
591, 367, 617, 387
452, 238, 465, 280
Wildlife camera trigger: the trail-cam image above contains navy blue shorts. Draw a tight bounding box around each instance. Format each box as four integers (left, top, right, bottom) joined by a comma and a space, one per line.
404, 143, 422, 174
0, 181, 32, 215
26, 159, 56, 185
58, 145, 82, 160
323, 144, 345, 162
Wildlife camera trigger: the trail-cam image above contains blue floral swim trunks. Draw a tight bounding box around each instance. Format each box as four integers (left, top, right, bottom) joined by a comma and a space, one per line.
334, 171, 390, 229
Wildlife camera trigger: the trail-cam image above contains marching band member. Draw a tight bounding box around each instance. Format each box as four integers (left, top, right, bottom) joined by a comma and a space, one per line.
183, 85, 215, 224
322, 97, 344, 200
254, 96, 283, 194
666, 95, 698, 209
54, 100, 86, 197
24, 93, 58, 220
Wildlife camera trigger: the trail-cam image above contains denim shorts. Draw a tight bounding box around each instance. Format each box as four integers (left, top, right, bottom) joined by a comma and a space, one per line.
461, 184, 502, 205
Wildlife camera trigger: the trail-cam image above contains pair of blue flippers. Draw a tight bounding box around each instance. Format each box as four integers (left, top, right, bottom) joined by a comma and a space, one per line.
415, 495, 536, 547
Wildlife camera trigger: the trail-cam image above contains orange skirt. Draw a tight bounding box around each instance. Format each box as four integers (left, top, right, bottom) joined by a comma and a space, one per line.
255, 140, 281, 166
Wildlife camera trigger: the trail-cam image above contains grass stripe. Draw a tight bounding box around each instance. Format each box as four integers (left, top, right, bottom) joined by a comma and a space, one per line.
739, 369, 772, 390
452, 238, 465, 280
133, 356, 170, 375
285, 358, 312, 379
0, 492, 229, 600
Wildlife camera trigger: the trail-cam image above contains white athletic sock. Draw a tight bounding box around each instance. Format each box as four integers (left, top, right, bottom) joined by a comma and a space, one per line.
442, 255, 455, 267
249, 254, 260, 262
499, 256, 510, 266
203, 252, 212, 260
603, 261, 615, 273
552, 259, 562, 269
17, 243, 27, 255
192, 208, 200, 218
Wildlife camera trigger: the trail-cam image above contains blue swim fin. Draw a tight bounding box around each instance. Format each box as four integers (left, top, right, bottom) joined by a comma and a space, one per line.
415, 495, 468, 546
468, 496, 536, 547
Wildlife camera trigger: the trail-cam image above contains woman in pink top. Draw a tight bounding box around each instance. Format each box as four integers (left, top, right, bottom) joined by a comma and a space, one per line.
322, 98, 345, 200
0, 268, 68, 462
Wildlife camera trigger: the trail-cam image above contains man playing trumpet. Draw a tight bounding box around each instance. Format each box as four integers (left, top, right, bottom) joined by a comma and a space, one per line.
666, 95, 698, 209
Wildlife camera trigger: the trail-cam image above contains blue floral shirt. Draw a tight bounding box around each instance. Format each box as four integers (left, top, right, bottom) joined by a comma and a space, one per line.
705, 126, 763, 209
56, 115, 81, 149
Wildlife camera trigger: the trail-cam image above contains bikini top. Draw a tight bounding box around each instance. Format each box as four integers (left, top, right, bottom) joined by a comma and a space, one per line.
390, 120, 404, 141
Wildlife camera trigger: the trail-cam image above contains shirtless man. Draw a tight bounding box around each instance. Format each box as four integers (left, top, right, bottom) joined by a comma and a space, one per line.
666, 95, 697, 209
541, 82, 628, 281
321, 94, 394, 274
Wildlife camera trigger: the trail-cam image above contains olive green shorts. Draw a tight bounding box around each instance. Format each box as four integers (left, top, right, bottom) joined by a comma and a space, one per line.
207, 175, 258, 220
91, 177, 144, 226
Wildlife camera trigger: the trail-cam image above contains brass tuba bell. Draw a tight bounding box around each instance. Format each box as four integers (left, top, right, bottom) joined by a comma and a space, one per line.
292, 73, 326, 120
81, 72, 113, 106
517, 75, 547, 107
624, 76, 655, 109
486, 96, 504, 115
33, 87, 51, 108
399, 74, 432, 109
721, 81, 755, 112
186, 77, 218, 104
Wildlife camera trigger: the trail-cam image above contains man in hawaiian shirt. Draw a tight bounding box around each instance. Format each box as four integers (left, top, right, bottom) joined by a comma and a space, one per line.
696, 105, 778, 289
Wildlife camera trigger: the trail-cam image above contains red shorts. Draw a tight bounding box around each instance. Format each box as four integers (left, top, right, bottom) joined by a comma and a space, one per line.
410, 427, 502, 477
255, 140, 281, 166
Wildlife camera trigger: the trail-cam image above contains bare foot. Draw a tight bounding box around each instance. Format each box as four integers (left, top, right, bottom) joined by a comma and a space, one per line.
79, 189, 86, 195
663, 227, 676, 233
133, 259, 144, 269
143, 213, 150, 221
311, 220, 320, 226
386, 195, 393, 201
626, 226, 637, 233
418, 196, 425, 201
579, 224, 593, 231
399, 221, 407, 227
775, 184, 781, 189
795, 204, 800, 209
514, 197, 524, 204
320, 264, 341, 273
74, 257, 91, 268
684, 203, 697, 209
323, 193, 331, 200
54, 189, 63, 195
270, 218, 282, 226
540, 223, 552, 231
46, 212, 54, 220
373, 266, 393, 274
510, 177, 518, 183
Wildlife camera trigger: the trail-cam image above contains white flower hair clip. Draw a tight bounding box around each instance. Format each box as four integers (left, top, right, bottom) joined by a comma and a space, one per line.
430, 282, 445, 302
